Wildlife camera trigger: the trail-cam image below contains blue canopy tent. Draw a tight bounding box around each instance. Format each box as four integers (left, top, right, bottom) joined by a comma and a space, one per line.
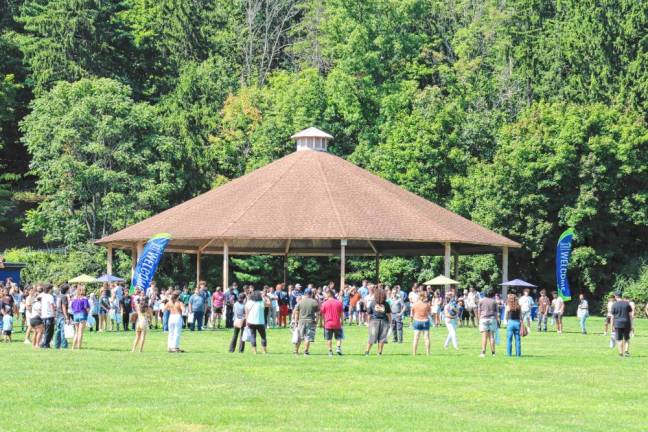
500, 278, 537, 288
0, 262, 26, 285
96, 274, 125, 283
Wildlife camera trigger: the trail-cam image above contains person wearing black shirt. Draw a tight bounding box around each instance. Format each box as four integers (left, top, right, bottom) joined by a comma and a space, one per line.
611, 293, 633, 357
120, 293, 133, 331
364, 287, 391, 356
505, 293, 522, 357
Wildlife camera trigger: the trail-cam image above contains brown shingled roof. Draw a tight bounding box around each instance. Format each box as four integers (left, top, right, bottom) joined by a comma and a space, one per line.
97, 148, 520, 256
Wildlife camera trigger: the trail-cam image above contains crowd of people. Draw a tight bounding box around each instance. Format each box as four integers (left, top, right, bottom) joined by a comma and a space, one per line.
0, 277, 643, 357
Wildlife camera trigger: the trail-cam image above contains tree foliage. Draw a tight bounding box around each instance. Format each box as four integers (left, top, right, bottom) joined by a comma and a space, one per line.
1, 0, 647, 299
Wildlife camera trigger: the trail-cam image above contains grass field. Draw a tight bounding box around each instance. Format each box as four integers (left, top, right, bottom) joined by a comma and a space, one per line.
1, 316, 646, 432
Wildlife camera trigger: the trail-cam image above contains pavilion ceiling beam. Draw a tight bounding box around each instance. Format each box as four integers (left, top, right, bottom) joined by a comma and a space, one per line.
367, 240, 378, 254
284, 239, 291, 255
199, 238, 218, 253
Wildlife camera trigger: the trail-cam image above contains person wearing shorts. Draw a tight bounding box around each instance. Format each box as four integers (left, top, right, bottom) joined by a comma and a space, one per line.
364, 287, 391, 356
611, 292, 633, 357
293, 288, 319, 355
478, 289, 499, 357
320, 289, 344, 356
70, 286, 90, 350
411, 293, 431, 355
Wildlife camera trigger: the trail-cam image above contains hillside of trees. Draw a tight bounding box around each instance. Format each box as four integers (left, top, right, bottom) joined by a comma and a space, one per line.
1, 0, 647, 305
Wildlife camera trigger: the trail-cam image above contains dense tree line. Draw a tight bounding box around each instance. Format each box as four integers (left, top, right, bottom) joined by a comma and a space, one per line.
1, 0, 647, 305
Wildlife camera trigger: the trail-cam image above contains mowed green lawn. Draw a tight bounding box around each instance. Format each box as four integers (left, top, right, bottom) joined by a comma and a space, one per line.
1, 316, 647, 432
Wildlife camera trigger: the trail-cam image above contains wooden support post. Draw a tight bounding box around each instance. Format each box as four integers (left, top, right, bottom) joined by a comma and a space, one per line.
453, 253, 459, 279
130, 247, 137, 279
107, 246, 113, 276
196, 251, 201, 287
502, 246, 509, 297
283, 240, 291, 288
444, 242, 451, 292
223, 241, 229, 291
340, 239, 347, 291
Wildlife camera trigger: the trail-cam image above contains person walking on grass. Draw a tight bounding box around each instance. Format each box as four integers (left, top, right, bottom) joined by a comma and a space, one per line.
611, 292, 633, 357
229, 293, 247, 353
536, 289, 550, 332
293, 288, 319, 355
577, 293, 589, 334
132, 297, 152, 352
551, 291, 564, 333
245, 290, 267, 354
23, 287, 36, 344
320, 289, 344, 356
443, 292, 460, 350
165, 290, 185, 353
505, 293, 522, 357
364, 287, 391, 356
478, 289, 499, 357
70, 286, 90, 350
2, 310, 12, 343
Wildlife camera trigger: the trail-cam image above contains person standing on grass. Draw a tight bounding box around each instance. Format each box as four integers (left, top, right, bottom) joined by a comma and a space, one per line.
411, 292, 431, 356
245, 290, 267, 354
505, 293, 522, 357
39, 284, 55, 348
465, 287, 479, 327
229, 293, 247, 353
320, 289, 344, 356
551, 292, 564, 333
518, 289, 534, 334
478, 289, 499, 357
30, 294, 44, 349
293, 288, 319, 355
443, 292, 460, 350
23, 287, 34, 344
132, 297, 152, 353
2, 309, 12, 343
211, 287, 225, 329
99, 288, 110, 332
389, 288, 404, 343
165, 290, 185, 353
120, 290, 133, 331
577, 293, 589, 335
364, 287, 391, 356
89, 292, 100, 332
611, 292, 633, 357
70, 286, 90, 350
276, 284, 289, 328
188, 287, 205, 331
536, 289, 550, 332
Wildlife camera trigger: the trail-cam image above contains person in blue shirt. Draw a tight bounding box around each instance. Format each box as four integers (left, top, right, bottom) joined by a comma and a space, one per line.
290, 284, 303, 310
188, 288, 205, 331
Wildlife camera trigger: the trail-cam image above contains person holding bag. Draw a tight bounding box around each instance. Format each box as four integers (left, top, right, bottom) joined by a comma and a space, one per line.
505, 293, 523, 357
229, 293, 247, 353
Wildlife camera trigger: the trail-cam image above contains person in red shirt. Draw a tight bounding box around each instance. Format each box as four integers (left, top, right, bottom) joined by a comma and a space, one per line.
320, 289, 344, 356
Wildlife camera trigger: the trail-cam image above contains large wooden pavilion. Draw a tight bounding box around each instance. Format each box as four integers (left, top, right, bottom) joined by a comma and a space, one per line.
96, 127, 520, 290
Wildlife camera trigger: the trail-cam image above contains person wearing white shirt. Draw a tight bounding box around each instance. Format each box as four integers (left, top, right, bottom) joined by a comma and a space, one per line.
518, 289, 534, 333
577, 293, 589, 334
39, 284, 56, 348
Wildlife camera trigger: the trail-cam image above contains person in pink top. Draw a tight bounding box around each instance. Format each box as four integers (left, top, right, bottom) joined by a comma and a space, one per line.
320, 289, 344, 356
211, 287, 225, 329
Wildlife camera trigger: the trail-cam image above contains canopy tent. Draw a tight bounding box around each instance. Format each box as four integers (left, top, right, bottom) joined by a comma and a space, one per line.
500, 278, 537, 287
69, 274, 98, 283
97, 127, 521, 290
423, 275, 460, 286
96, 274, 124, 283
